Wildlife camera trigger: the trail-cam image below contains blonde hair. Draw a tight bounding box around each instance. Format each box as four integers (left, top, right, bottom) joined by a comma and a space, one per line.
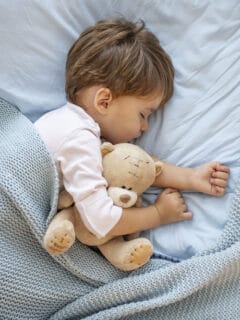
66, 18, 174, 106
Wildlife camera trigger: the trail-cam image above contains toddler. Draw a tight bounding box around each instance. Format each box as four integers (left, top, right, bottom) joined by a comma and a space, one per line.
35, 18, 228, 254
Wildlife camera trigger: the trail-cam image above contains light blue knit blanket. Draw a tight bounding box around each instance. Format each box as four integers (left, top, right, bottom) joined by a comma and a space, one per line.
1, 98, 240, 319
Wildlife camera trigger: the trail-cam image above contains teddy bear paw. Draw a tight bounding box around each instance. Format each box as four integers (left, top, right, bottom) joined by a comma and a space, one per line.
43, 220, 75, 255
128, 241, 153, 268
116, 238, 153, 271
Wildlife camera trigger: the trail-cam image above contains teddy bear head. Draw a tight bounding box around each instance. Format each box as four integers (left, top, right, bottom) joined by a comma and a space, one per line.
101, 142, 163, 208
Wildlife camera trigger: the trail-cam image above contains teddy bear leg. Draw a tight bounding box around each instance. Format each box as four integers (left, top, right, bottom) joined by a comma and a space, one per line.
98, 237, 153, 271
43, 208, 75, 255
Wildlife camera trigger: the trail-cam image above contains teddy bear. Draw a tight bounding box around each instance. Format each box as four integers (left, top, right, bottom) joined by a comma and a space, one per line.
43, 142, 163, 271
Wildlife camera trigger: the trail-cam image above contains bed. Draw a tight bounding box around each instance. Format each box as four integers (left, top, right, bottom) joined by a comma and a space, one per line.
1, 1, 240, 319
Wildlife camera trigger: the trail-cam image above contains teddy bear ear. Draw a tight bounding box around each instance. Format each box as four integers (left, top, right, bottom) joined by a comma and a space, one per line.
155, 160, 164, 176
101, 142, 115, 157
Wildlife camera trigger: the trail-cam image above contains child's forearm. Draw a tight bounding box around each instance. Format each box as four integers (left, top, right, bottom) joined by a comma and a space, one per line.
107, 187, 193, 237
153, 161, 195, 190
107, 206, 160, 237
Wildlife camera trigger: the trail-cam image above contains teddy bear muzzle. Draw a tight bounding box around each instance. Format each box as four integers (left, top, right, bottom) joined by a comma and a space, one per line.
107, 187, 138, 208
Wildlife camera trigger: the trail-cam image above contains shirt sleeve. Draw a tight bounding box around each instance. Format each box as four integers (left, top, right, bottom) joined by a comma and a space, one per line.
56, 128, 122, 238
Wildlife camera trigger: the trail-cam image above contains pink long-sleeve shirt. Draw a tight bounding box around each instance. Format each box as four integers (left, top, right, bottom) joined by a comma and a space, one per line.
35, 102, 122, 238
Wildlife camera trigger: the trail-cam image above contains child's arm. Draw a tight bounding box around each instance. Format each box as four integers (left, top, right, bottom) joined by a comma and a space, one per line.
108, 188, 192, 237
152, 161, 229, 196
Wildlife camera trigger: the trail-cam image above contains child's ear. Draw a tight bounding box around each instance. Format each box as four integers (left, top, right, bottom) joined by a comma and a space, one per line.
94, 87, 112, 115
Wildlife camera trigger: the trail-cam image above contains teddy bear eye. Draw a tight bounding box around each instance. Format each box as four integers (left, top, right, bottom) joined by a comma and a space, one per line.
121, 185, 133, 191
121, 186, 132, 191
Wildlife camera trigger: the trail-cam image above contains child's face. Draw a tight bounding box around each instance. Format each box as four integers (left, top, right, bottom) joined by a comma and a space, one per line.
101, 94, 163, 144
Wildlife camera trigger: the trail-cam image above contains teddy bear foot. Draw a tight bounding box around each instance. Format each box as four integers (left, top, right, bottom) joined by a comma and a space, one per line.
99, 237, 153, 271
128, 241, 153, 268
43, 220, 75, 255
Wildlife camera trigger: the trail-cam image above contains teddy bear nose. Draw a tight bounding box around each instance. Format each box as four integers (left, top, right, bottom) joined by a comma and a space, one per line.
120, 194, 131, 203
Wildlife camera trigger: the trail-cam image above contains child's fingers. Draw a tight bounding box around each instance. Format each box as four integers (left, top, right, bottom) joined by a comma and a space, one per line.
214, 163, 229, 173
212, 171, 229, 180
163, 188, 178, 194
210, 178, 227, 187
212, 185, 225, 196
216, 186, 225, 195
180, 198, 186, 205
180, 211, 192, 220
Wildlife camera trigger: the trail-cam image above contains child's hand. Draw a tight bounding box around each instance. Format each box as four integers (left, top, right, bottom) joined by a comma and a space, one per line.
193, 162, 229, 196
154, 188, 192, 225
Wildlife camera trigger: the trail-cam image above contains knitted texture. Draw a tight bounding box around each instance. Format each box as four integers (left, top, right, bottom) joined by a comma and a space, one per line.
1, 98, 240, 319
